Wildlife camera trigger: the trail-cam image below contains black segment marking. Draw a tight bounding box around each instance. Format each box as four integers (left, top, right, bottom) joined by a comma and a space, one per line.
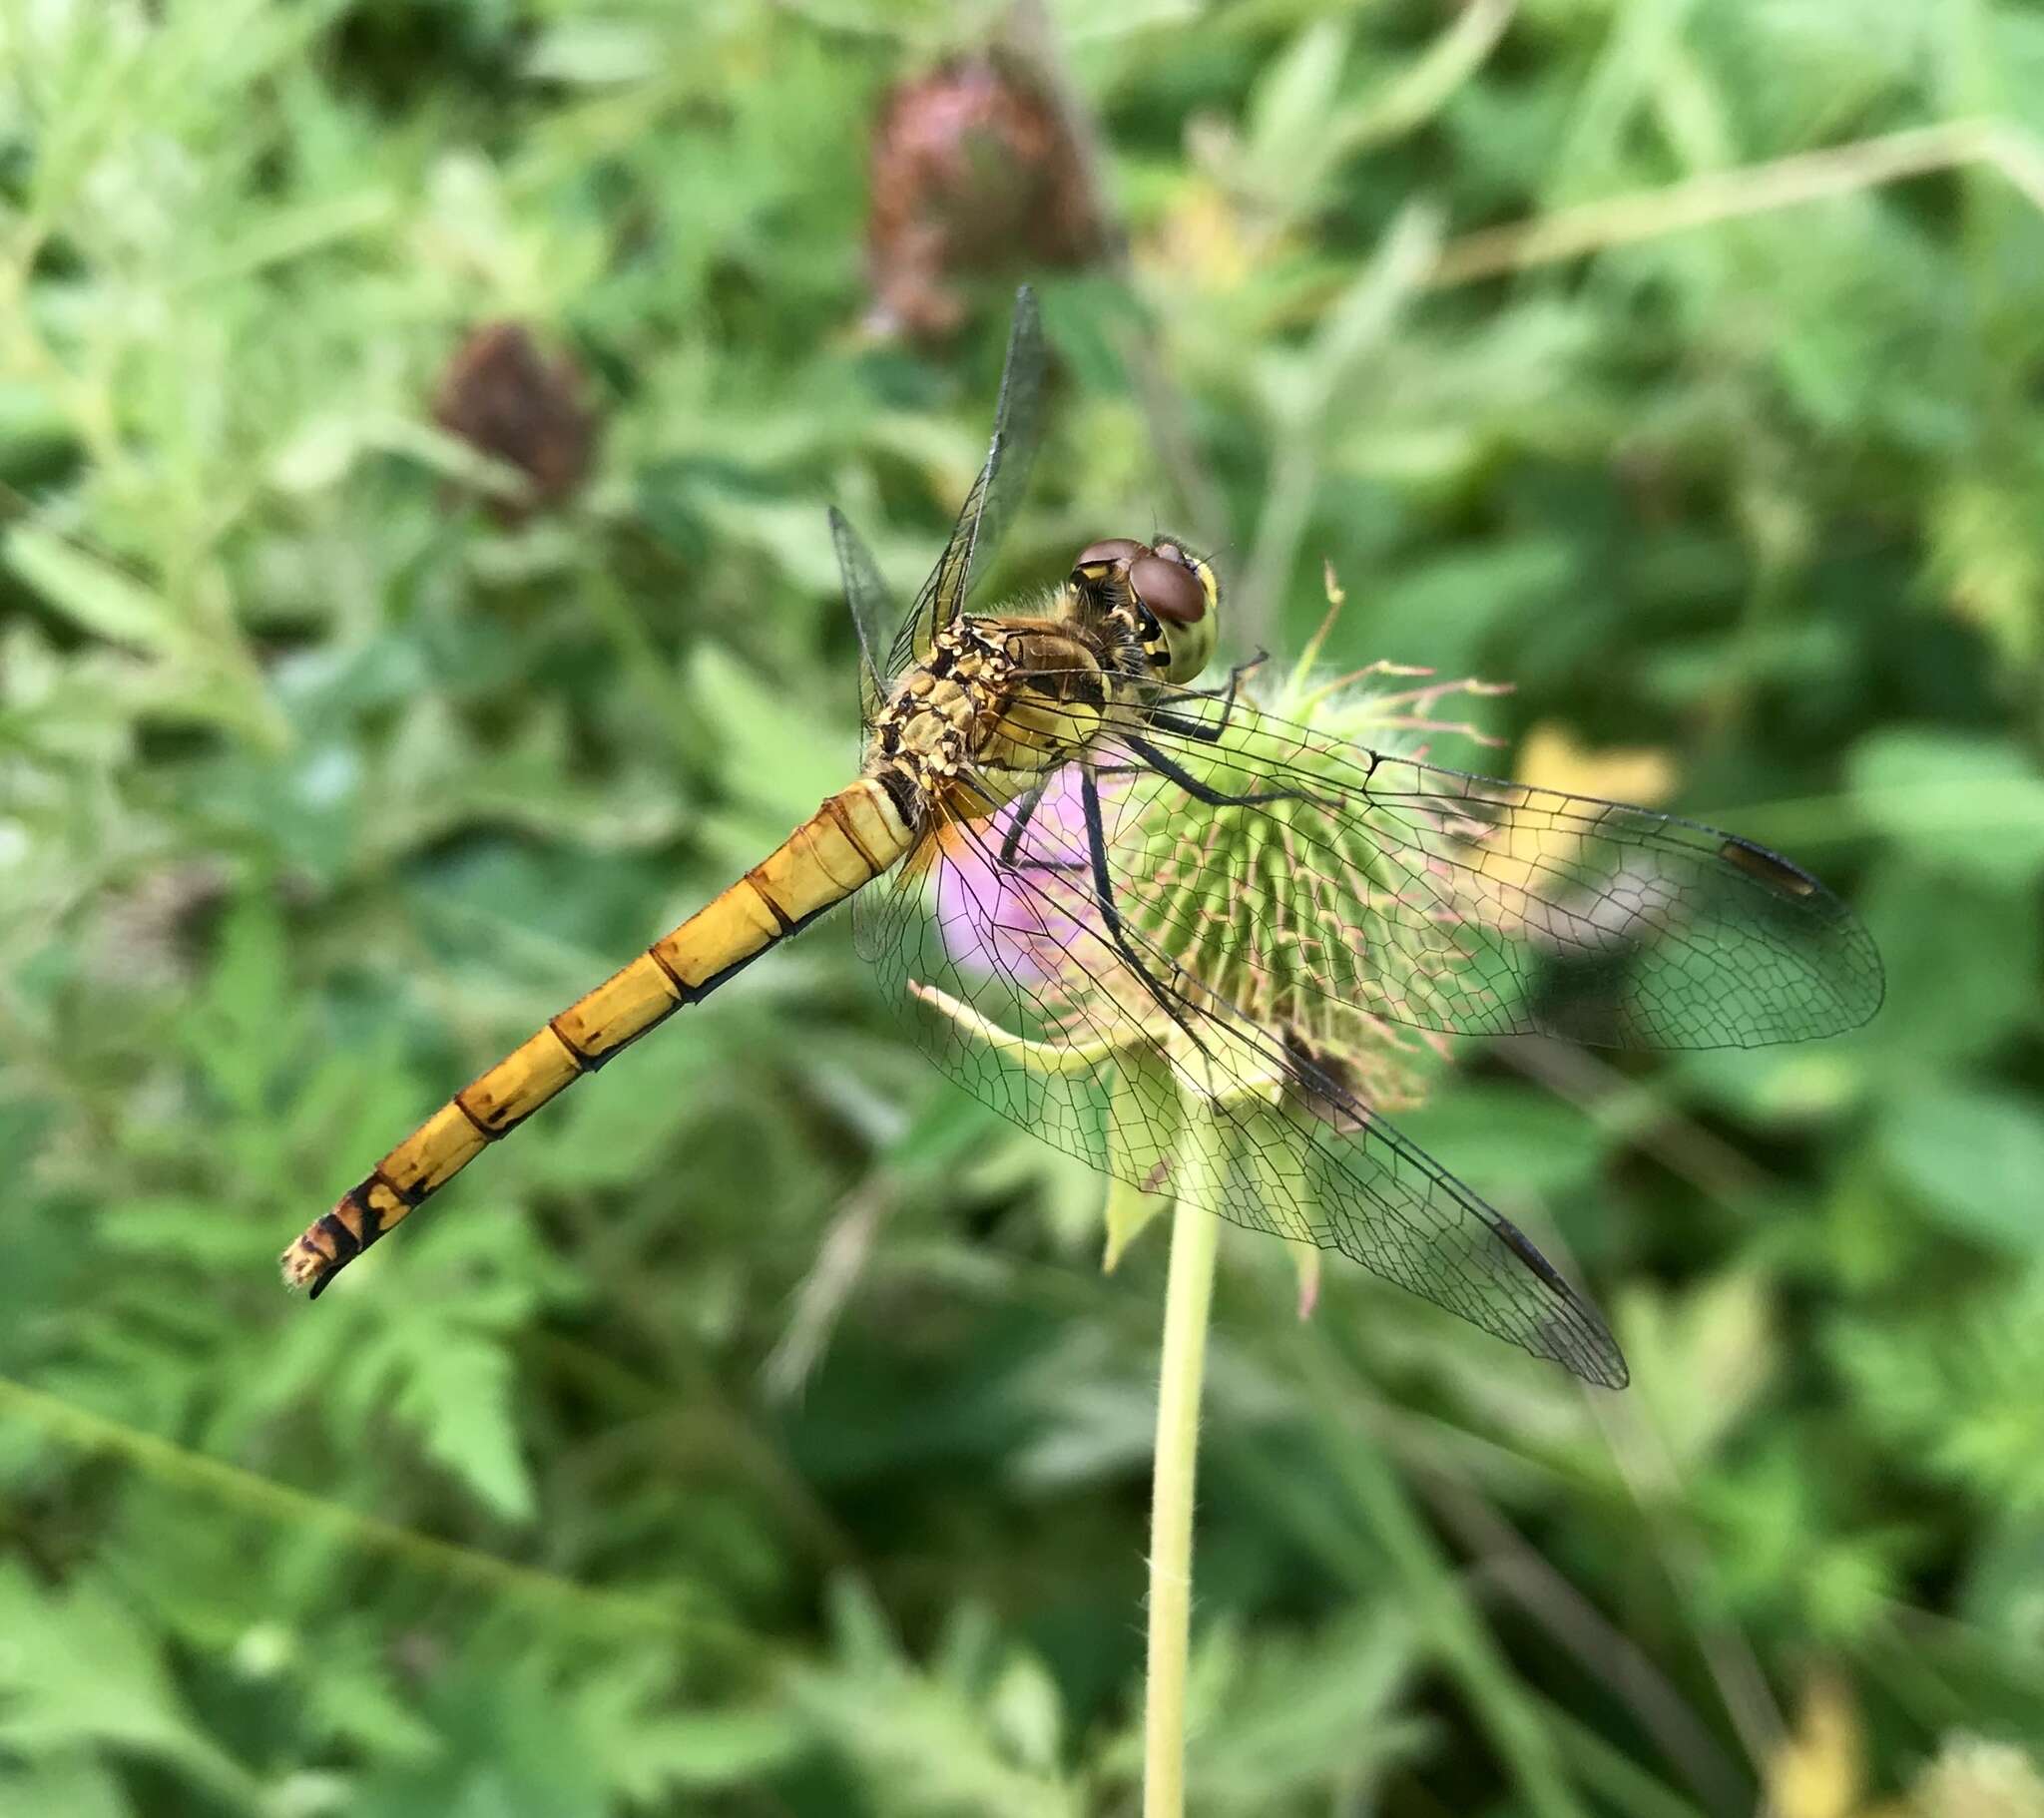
547, 1017, 595, 1072
749, 877, 797, 936
370, 1165, 422, 1211
304, 1204, 362, 1300
645, 944, 690, 1000
824, 795, 884, 875
658, 890, 851, 1011
323, 1204, 363, 1261
452, 1095, 501, 1141
875, 761, 921, 828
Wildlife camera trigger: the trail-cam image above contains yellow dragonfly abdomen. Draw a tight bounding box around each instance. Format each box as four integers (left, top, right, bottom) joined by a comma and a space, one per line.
280, 776, 913, 1295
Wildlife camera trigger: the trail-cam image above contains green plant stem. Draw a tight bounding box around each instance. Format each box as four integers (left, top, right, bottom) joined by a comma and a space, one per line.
1144, 1202, 1222, 1818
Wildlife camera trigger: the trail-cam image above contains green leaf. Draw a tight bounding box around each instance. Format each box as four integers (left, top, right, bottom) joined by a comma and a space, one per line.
391, 1325, 537, 1524
624, 1709, 802, 1791
0, 1756, 129, 1818
3, 524, 184, 656
0, 1567, 257, 1807
1241, 19, 1351, 213
1849, 729, 2044, 885
1879, 1086, 2044, 1253
1618, 1272, 1779, 1470
1851, 859, 2040, 1071
988, 1653, 1063, 1775
688, 643, 850, 829
1301, 202, 1441, 414
1388, 1084, 1603, 1199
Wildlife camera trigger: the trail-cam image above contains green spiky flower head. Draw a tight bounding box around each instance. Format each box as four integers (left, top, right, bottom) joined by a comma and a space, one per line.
922, 569, 1510, 1309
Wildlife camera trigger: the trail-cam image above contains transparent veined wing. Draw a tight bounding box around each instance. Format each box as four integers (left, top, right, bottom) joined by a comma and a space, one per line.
853, 761, 1629, 1387
993, 678, 1883, 1051
885, 286, 1052, 682
828, 505, 899, 730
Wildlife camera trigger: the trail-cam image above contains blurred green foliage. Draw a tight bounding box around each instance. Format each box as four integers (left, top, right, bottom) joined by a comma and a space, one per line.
4, 1, 2044, 1813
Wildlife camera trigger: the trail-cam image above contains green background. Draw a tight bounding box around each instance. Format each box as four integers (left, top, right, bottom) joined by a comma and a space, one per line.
4, 2, 2043, 1813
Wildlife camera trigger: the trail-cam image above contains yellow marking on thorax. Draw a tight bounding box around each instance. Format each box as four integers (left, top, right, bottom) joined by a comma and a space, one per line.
880, 614, 1119, 811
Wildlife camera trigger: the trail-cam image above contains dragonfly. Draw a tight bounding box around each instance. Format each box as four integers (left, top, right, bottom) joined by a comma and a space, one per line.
282, 287, 1882, 1388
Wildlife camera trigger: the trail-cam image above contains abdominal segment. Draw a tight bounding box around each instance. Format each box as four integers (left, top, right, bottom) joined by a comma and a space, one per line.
281, 779, 910, 1296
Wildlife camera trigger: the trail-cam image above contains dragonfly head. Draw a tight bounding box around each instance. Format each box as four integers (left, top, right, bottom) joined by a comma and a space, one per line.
1070, 536, 1218, 684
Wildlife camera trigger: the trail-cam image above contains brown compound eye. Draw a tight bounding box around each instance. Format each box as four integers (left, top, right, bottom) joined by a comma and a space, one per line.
1130, 551, 1206, 624
1072, 537, 1145, 573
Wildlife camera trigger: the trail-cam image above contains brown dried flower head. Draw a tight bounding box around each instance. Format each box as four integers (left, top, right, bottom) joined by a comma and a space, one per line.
432, 321, 597, 524
865, 56, 1101, 339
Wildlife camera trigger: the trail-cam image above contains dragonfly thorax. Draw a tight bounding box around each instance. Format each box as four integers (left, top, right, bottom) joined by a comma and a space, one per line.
874, 620, 1014, 775
868, 613, 1119, 824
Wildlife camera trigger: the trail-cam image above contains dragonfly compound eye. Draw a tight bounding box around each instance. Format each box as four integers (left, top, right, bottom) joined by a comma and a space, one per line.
1129, 551, 1207, 624
1072, 537, 1144, 579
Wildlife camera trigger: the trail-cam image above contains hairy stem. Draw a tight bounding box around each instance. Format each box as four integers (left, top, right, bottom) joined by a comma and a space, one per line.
1144, 1202, 1221, 1817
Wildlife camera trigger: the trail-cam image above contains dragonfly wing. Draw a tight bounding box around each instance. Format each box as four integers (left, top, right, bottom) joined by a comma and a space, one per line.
857, 767, 1627, 1386
886, 286, 1052, 679
828, 506, 899, 730
1056, 684, 1883, 1050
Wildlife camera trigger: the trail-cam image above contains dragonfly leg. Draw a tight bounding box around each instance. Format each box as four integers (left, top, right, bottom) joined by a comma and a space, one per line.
1078, 769, 1213, 1058
1146, 649, 1268, 741
998, 779, 1047, 863
1123, 731, 1306, 808
995, 775, 1087, 874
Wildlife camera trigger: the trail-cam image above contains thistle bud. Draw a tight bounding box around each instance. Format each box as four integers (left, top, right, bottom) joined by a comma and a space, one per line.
432, 322, 596, 524
865, 57, 1100, 339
